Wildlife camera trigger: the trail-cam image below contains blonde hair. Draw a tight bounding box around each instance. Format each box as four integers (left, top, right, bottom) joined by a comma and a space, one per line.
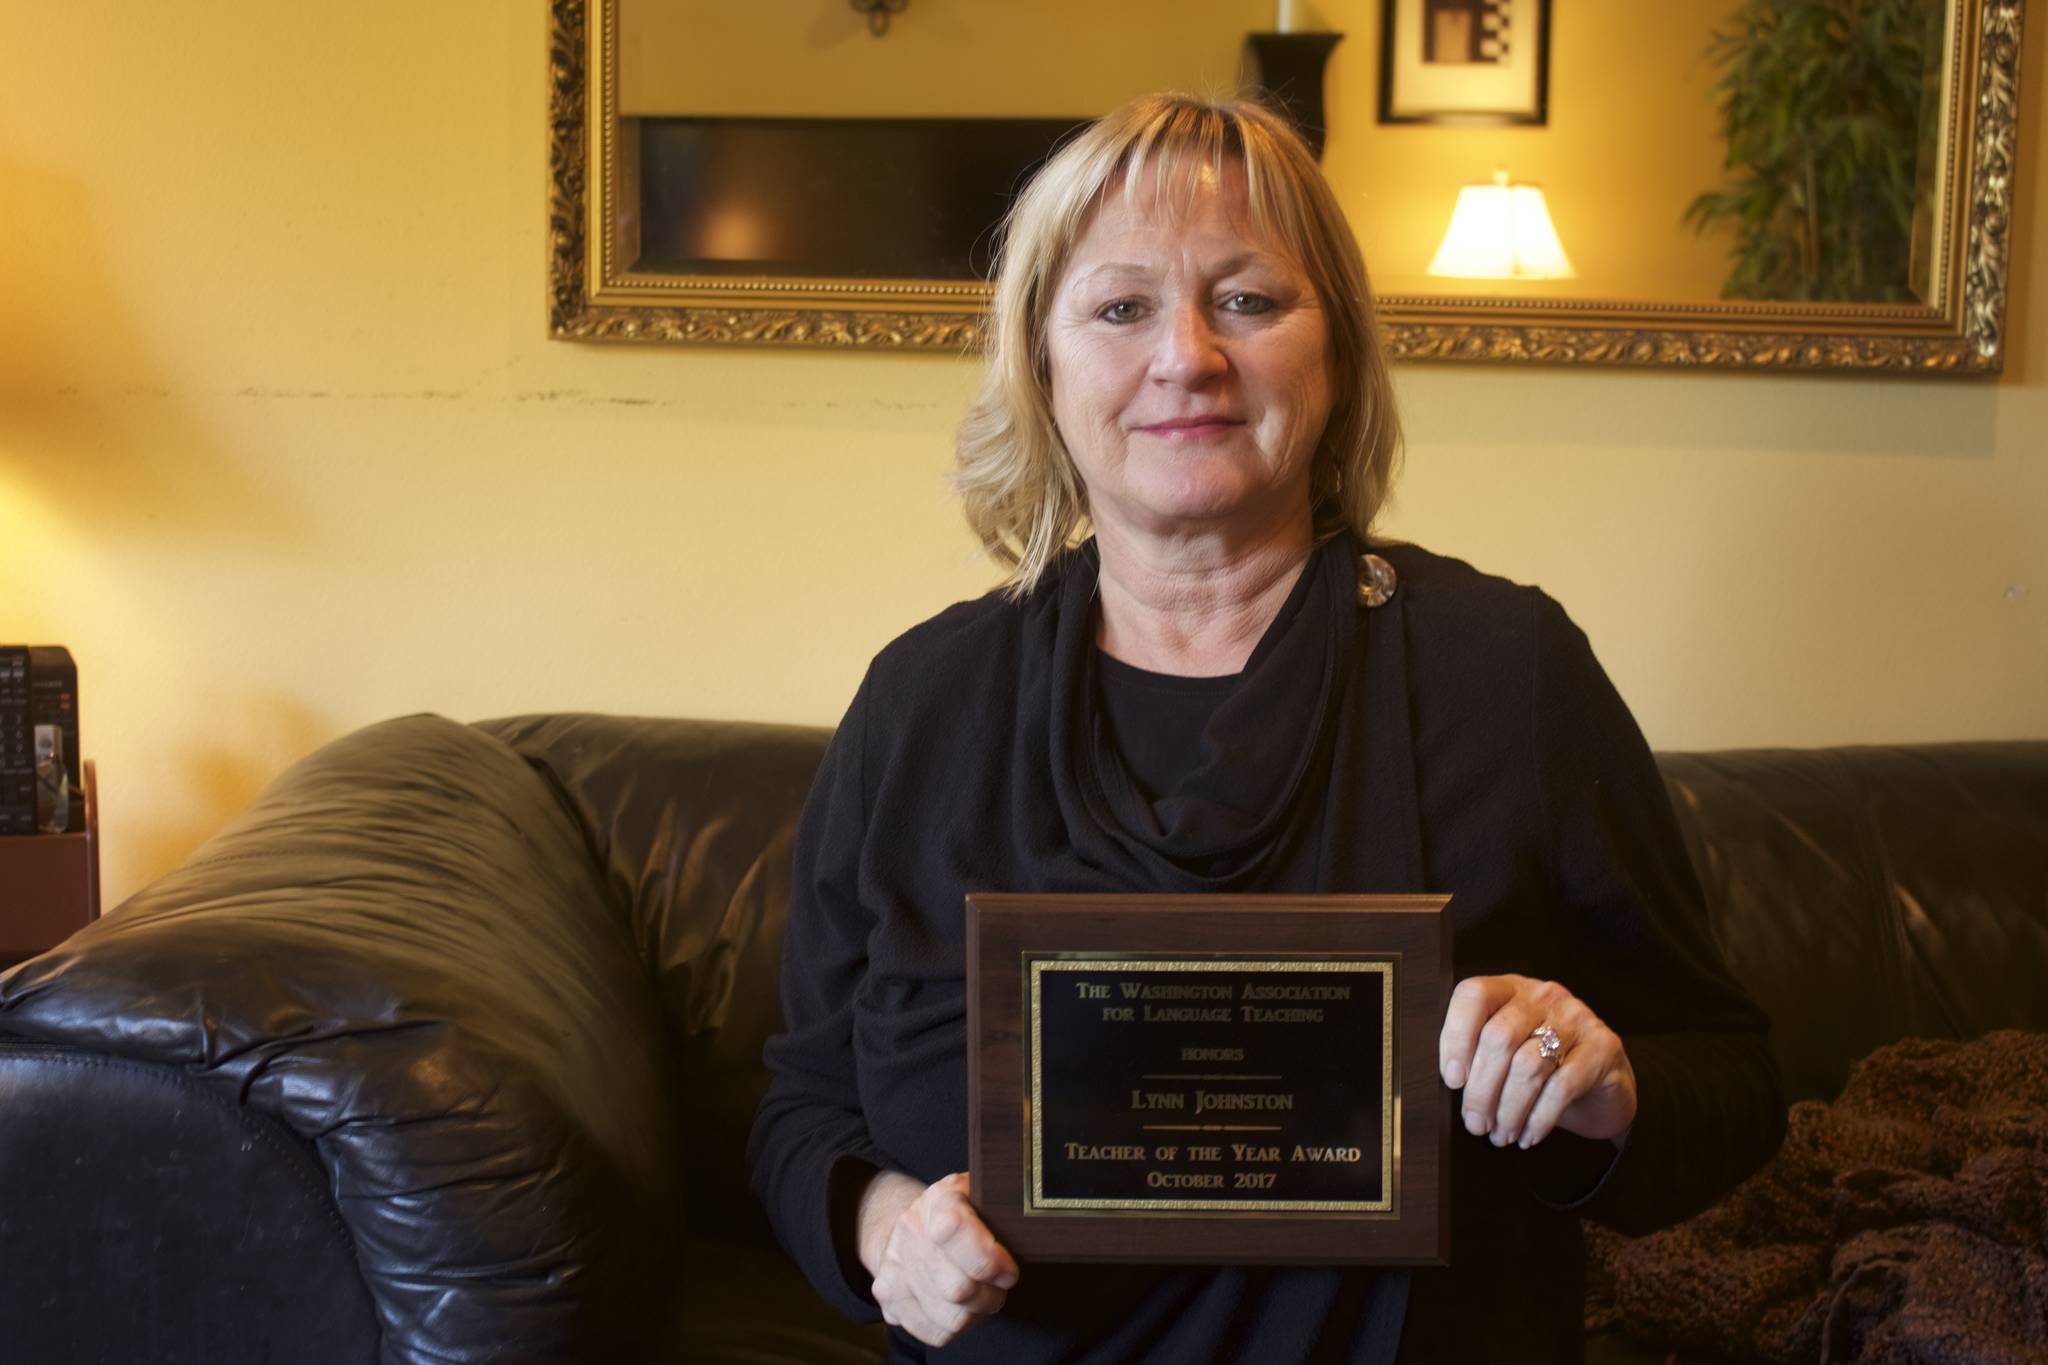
953, 92, 1403, 595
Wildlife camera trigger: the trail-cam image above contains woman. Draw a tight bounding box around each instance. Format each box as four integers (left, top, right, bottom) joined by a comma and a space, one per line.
749, 93, 1782, 1362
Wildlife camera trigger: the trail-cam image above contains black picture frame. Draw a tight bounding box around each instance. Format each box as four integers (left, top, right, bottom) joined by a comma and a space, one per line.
1378, 0, 1551, 126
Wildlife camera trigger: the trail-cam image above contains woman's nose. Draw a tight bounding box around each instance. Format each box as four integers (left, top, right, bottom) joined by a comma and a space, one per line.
1149, 300, 1227, 386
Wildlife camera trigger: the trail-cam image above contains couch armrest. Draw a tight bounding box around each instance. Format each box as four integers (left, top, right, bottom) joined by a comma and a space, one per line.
0, 1038, 381, 1364
0, 715, 680, 1365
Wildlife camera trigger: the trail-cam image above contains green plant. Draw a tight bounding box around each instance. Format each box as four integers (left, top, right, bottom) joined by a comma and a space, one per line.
1685, 0, 1944, 302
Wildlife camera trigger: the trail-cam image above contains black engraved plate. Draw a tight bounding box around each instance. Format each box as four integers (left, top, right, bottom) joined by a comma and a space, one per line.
1028, 958, 1392, 1212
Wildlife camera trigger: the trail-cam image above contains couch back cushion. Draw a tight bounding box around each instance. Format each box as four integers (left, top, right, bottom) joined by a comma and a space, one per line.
1661, 742, 2048, 1103
486, 717, 2048, 1225
478, 713, 830, 1248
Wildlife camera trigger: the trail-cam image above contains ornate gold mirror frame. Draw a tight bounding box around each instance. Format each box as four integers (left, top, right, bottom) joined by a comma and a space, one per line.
547, 0, 2024, 372
547, 0, 986, 352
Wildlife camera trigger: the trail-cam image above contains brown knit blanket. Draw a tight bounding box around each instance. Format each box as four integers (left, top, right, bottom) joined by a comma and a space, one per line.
1585, 1029, 2048, 1365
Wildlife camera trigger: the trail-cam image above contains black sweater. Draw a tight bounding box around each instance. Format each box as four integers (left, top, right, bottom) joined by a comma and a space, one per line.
748, 539, 1784, 1362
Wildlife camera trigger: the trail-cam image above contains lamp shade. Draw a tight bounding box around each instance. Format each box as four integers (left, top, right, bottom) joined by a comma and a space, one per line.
1425, 173, 1575, 280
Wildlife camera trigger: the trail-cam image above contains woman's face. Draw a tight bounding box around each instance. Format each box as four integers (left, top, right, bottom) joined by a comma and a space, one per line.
1044, 159, 1333, 547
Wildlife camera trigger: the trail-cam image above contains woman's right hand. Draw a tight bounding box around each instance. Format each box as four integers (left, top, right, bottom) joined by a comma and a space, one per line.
857, 1170, 1020, 1347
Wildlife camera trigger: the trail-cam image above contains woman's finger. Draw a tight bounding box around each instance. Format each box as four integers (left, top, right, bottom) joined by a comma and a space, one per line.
930, 1208, 1020, 1291
1459, 981, 1555, 1136
897, 1257, 1004, 1346
882, 1237, 984, 1347
1489, 1032, 1562, 1146
906, 1288, 979, 1346
1518, 1041, 1600, 1149
1556, 1034, 1637, 1144
1521, 1020, 1638, 1146
908, 1240, 1008, 1315
883, 1291, 957, 1350
1492, 996, 1593, 1144
925, 1174, 1021, 1286
1439, 975, 1519, 1089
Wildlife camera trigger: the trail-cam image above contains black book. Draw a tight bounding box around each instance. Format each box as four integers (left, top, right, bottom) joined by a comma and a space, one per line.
1, 647, 29, 835
1, 647, 80, 836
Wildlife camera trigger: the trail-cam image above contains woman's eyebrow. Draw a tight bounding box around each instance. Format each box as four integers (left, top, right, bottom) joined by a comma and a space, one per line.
1065, 262, 1154, 290
1068, 254, 1281, 290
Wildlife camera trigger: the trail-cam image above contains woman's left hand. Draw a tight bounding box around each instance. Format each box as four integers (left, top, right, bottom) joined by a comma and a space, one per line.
1437, 975, 1637, 1149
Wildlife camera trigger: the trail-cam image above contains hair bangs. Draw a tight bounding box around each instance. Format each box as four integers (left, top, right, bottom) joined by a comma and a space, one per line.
1105, 104, 1330, 301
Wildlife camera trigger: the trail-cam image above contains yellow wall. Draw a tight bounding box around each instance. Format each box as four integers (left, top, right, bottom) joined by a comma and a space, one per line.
2, 1, 2043, 908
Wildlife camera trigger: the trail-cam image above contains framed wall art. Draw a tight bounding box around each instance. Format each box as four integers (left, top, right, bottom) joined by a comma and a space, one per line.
1379, 0, 1550, 125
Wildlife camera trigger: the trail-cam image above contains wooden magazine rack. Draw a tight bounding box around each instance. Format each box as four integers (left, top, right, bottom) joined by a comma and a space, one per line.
0, 760, 101, 963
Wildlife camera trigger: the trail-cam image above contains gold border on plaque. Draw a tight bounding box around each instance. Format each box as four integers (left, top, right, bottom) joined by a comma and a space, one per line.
547, 0, 2021, 369
1024, 956, 1397, 1216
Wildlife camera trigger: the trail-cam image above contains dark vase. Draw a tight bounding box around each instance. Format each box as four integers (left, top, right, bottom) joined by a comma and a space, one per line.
1245, 32, 1345, 161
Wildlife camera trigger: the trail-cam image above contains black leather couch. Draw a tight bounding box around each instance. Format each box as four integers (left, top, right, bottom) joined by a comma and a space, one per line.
1, 714, 2042, 1365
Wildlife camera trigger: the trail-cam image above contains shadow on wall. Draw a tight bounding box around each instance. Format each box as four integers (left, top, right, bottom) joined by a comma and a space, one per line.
0, 147, 305, 548
1, 146, 336, 907
123, 696, 335, 909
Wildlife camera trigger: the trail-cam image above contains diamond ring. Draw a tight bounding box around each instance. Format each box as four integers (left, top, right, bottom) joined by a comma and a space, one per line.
1532, 1024, 1564, 1063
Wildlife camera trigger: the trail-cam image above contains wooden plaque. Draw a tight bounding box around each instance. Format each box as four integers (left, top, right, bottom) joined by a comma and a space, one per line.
966, 893, 1451, 1265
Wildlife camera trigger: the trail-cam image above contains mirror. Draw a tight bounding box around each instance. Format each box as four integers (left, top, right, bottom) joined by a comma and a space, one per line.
548, 0, 2022, 372
1351, 0, 2022, 371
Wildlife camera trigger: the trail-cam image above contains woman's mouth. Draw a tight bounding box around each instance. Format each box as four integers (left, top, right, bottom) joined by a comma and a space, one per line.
1137, 417, 1245, 439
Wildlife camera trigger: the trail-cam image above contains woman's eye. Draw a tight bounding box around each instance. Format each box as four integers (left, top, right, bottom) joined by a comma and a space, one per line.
1221, 291, 1276, 315
1097, 299, 1144, 324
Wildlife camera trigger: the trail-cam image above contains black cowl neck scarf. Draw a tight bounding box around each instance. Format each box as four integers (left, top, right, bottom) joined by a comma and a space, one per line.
1029, 532, 1425, 1365
1044, 533, 1423, 898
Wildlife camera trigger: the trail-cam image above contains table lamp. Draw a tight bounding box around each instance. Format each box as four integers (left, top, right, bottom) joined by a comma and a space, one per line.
1426, 171, 1575, 280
